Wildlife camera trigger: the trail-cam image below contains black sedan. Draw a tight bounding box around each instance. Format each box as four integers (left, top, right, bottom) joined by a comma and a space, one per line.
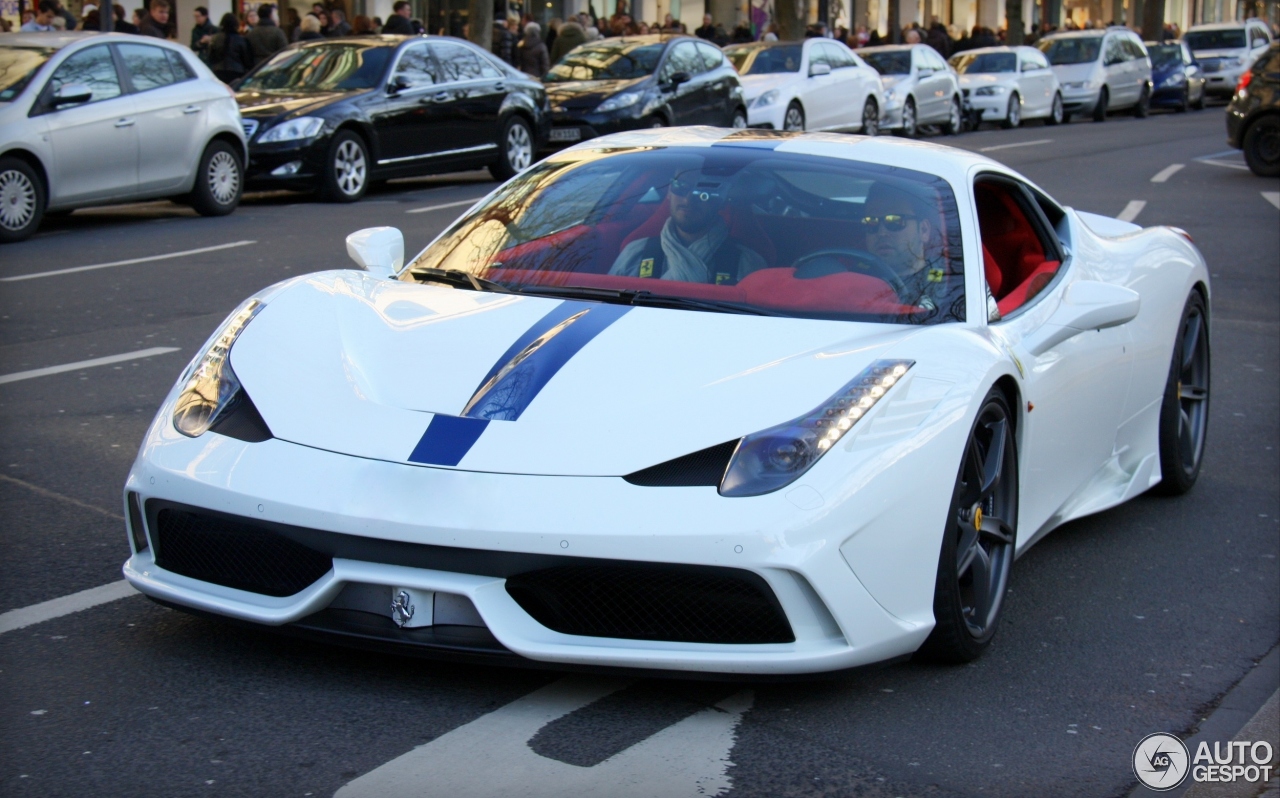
543, 34, 746, 148
235, 35, 548, 201
1226, 42, 1279, 176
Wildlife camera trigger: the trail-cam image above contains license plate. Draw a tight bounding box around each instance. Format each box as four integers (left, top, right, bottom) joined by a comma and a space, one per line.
550, 128, 581, 142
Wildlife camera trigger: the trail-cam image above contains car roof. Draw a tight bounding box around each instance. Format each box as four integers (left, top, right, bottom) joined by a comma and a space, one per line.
954, 45, 1023, 54
1041, 30, 1109, 39
579, 34, 690, 44
724, 40, 808, 49
1, 31, 108, 49
858, 44, 917, 52
1187, 21, 1257, 30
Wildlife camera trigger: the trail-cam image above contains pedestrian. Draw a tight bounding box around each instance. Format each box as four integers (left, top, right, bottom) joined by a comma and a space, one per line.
20, 0, 56, 30
297, 13, 324, 39
761, 21, 778, 40
549, 18, 583, 62
282, 7, 301, 40
695, 12, 714, 39
493, 17, 517, 63
926, 21, 950, 57
516, 21, 549, 77
546, 17, 561, 53
113, 4, 138, 32
352, 14, 375, 34
192, 6, 218, 63
247, 3, 288, 64
381, 0, 413, 34
81, 7, 100, 29
867, 28, 882, 45
328, 8, 352, 35
137, 0, 170, 38
208, 11, 254, 82
52, 0, 76, 30
904, 27, 921, 43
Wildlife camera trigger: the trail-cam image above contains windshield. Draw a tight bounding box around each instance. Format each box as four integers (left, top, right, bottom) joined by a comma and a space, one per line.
1147, 44, 1183, 67
726, 45, 803, 74
544, 41, 665, 82
1184, 30, 1247, 50
951, 51, 1016, 73
1036, 37, 1102, 65
238, 43, 393, 91
0, 46, 55, 102
407, 145, 966, 324
860, 51, 912, 75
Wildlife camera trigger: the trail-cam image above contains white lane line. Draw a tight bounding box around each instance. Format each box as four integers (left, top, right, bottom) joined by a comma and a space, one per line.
0, 240, 256, 282
979, 138, 1053, 153
1263, 192, 1280, 210
0, 580, 137, 636
0, 347, 180, 385
405, 197, 486, 215
1151, 164, 1185, 183
1117, 200, 1147, 223
1195, 157, 1250, 171
336, 677, 753, 798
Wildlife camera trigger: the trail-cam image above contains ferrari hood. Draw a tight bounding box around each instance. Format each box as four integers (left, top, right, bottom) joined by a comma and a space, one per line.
229, 271, 920, 476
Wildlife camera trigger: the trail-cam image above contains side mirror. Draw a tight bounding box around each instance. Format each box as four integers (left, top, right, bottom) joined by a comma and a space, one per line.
809, 62, 832, 76
664, 70, 692, 89
916, 66, 934, 76
387, 74, 411, 94
53, 83, 92, 106
1023, 280, 1140, 356
346, 226, 405, 278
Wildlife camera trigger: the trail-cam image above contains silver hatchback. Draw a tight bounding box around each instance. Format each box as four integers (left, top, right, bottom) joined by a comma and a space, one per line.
0, 32, 246, 243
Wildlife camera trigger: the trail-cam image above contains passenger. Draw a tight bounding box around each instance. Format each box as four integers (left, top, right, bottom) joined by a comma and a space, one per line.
610, 171, 767, 285
860, 182, 955, 313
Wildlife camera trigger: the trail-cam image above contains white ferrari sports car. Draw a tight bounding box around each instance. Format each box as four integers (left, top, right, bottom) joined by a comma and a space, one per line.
122, 127, 1210, 675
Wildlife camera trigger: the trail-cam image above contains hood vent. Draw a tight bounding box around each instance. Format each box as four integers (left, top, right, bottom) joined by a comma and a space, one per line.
623, 439, 739, 488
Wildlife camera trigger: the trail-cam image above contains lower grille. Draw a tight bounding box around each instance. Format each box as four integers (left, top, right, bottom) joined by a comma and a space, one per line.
153, 509, 332, 597
505, 564, 794, 644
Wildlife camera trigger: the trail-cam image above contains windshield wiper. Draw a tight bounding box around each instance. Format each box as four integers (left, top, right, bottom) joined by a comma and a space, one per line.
513, 284, 783, 316
409, 268, 519, 294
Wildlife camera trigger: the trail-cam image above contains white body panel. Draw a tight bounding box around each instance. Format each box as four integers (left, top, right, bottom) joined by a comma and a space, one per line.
735, 39, 883, 133
955, 46, 1062, 123
858, 44, 962, 130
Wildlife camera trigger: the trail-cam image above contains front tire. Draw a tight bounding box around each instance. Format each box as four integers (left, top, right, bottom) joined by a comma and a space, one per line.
1242, 116, 1280, 177
489, 115, 534, 181
189, 140, 243, 217
731, 107, 748, 129
1092, 87, 1109, 122
862, 98, 880, 136
1046, 92, 1064, 125
320, 130, 369, 203
783, 102, 805, 132
942, 96, 962, 135
1001, 93, 1021, 129
1155, 292, 1210, 495
0, 156, 44, 243
920, 389, 1018, 663
898, 98, 918, 138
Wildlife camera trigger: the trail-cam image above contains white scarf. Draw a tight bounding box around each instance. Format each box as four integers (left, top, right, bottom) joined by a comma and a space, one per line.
657, 217, 730, 283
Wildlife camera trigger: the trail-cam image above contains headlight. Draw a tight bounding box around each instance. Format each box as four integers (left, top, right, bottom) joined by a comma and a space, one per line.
1162, 72, 1187, 86
974, 85, 1006, 96
172, 299, 263, 437
1224, 57, 1243, 67
883, 87, 897, 101
258, 116, 325, 143
750, 89, 780, 108
719, 360, 914, 497
1062, 81, 1085, 89
595, 92, 642, 113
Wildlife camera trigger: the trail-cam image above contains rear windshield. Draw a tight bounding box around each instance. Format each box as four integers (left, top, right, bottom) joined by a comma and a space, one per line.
1147, 44, 1183, 67
726, 45, 803, 74
1036, 37, 1102, 65
406, 145, 966, 325
239, 43, 393, 91
0, 46, 55, 102
951, 51, 1016, 73
860, 50, 912, 74
544, 41, 665, 82
1184, 30, 1247, 50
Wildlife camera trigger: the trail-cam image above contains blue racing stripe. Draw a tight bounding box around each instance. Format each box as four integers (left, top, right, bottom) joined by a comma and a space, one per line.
407, 415, 489, 466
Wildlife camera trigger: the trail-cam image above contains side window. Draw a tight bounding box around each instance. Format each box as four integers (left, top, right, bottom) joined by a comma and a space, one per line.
432, 42, 488, 82
1126, 38, 1147, 60
825, 43, 855, 68
660, 42, 704, 80
394, 43, 438, 88
47, 45, 122, 105
929, 50, 948, 70
695, 42, 724, 71
1104, 36, 1123, 65
165, 49, 197, 82
974, 178, 1063, 318
119, 43, 178, 92
807, 43, 830, 70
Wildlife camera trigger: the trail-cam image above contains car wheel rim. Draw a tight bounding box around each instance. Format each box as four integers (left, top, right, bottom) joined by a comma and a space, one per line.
954, 405, 1016, 639
1255, 124, 1280, 163
1009, 97, 1020, 126
650, 119, 664, 128
732, 112, 747, 129
864, 103, 878, 136
1053, 96, 1063, 123
207, 151, 240, 205
0, 168, 36, 231
1176, 305, 1210, 476
506, 123, 532, 171
949, 100, 960, 130
784, 107, 803, 131
903, 103, 915, 135
335, 139, 366, 196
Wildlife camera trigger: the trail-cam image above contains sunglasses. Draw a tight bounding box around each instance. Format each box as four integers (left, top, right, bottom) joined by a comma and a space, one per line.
860, 214, 917, 232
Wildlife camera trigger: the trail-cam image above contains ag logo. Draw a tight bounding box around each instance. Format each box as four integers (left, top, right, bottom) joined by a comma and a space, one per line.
1133, 733, 1190, 791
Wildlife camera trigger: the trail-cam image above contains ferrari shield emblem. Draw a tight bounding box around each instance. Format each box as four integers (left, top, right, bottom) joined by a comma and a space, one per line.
639, 258, 655, 278
927, 268, 945, 283
714, 272, 731, 285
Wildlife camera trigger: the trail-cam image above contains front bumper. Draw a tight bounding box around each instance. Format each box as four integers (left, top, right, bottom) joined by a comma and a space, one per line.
745, 102, 786, 130
1151, 83, 1189, 105
966, 92, 1012, 120
1061, 87, 1103, 115
1204, 66, 1245, 96
244, 136, 328, 191
543, 109, 654, 151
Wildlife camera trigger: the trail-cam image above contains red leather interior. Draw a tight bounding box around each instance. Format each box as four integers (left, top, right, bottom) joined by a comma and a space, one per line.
976, 182, 1059, 314
982, 245, 1002, 297
997, 260, 1060, 316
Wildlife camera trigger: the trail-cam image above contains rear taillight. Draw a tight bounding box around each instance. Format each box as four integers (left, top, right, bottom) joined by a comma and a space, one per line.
1237, 71, 1252, 93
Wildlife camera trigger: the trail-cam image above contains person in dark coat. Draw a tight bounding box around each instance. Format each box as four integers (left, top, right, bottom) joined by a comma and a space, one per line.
381, 0, 413, 34
297, 13, 324, 39
112, 4, 139, 32
247, 3, 288, 64
493, 18, 517, 63
926, 21, 950, 57
137, 0, 169, 38
209, 12, 254, 83
549, 19, 585, 63
516, 21, 549, 77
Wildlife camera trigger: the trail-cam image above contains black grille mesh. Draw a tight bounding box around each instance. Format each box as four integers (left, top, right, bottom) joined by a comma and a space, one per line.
154, 509, 332, 597
505, 564, 794, 644
623, 440, 739, 487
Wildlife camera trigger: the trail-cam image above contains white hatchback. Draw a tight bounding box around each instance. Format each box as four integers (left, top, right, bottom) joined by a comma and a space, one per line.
725, 39, 885, 134
0, 32, 246, 243
857, 44, 964, 137
950, 46, 1064, 128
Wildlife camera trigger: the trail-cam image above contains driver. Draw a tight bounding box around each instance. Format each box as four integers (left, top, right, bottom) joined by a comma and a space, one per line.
610, 170, 767, 285
860, 182, 956, 314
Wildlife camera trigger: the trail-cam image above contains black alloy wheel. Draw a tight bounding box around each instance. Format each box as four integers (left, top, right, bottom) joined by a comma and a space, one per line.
1155, 291, 1210, 495
1242, 116, 1280, 177
0, 155, 44, 244
783, 102, 805, 132
1092, 87, 1109, 122
899, 98, 918, 138
644, 115, 666, 128
731, 107, 748, 129
490, 115, 534, 181
862, 98, 880, 136
320, 130, 369, 203
1046, 92, 1064, 125
942, 96, 962, 135
920, 388, 1018, 663
1001, 93, 1021, 129
190, 140, 243, 217
1133, 83, 1151, 118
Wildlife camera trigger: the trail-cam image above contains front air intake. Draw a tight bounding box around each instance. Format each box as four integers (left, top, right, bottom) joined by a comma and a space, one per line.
622, 440, 739, 487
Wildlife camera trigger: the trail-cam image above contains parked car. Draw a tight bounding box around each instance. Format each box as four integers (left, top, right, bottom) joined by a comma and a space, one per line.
235, 35, 547, 202
1036, 28, 1153, 121
542, 35, 746, 148
857, 43, 963, 137
1226, 42, 1279, 176
949, 45, 1063, 128
1185, 19, 1273, 100
724, 39, 884, 134
1145, 40, 1206, 111
0, 31, 245, 243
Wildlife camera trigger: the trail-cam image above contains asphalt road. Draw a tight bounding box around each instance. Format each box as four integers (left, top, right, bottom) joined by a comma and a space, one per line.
1, 107, 1277, 798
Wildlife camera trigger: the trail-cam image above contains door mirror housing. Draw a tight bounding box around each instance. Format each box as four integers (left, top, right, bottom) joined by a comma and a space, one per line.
916, 66, 935, 76
346, 226, 405, 278
52, 83, 93, 106
809, 62, 831, 76
388, 74, 411, 94
663, 70, 692, 89
1023, 280, 1140, 356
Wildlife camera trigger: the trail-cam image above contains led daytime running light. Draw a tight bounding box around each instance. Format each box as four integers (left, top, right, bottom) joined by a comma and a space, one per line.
172, 299, 263, 437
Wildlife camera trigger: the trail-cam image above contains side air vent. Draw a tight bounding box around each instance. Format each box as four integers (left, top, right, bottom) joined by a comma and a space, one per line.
622, 440, 739, 487
209, 389, 272, 443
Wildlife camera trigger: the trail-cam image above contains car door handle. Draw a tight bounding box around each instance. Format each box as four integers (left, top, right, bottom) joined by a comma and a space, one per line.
433, 91, 451, 102
114, 118, 135, 127
182, 105, 200, 114
493, 82, 505, 92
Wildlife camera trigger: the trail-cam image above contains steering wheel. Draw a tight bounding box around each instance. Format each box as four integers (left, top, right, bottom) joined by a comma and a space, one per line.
791, 248, 907, 298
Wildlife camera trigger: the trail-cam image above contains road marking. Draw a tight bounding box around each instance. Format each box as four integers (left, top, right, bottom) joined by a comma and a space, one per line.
0, 240, 257, 282
336, 677, 753, 798
0, 347, 180, 385
405, 197, 486, 215
0, 580, 137, 636
0, 474, 123, 520
1151, 164, 1185, 183
979, 138, 1053, 153
1264, 192, 1280, 210
1117, 200, 1147, 223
